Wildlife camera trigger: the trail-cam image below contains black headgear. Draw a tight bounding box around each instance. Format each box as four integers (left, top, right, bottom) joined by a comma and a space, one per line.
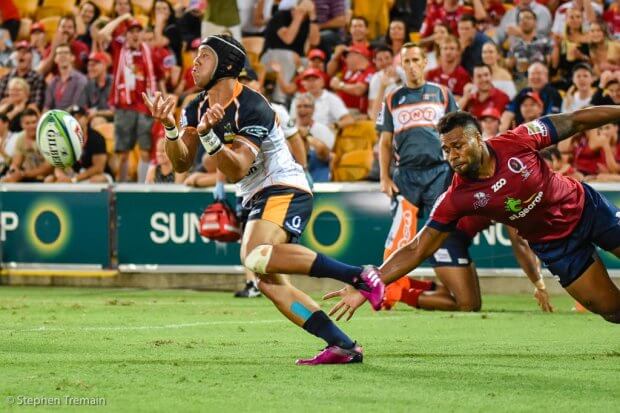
200, 34, 246, 90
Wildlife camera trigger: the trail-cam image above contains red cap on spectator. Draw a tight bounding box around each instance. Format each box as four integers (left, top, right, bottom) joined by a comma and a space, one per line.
307, 48, 326, 61
480, 108, 501, 121
15, 40, 31, 50
187, 0, 206, 12
520, 91, 543, 107
88, 51, 110, 66
190, 38, 202, 50
30, 22, 45, 34
345, 44, 371, 59
127, 19, 143, 31
300, 68, 326, 80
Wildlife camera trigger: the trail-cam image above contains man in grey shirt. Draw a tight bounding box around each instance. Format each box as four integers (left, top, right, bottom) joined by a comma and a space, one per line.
43, 43, 87, 112
78, 52, 113, 121
494, 0, 552, 47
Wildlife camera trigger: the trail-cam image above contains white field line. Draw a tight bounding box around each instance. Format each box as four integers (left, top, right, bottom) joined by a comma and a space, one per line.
5, 315, 419, 333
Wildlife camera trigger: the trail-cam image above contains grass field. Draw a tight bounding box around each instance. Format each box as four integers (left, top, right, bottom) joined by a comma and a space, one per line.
1, 287, 619, 412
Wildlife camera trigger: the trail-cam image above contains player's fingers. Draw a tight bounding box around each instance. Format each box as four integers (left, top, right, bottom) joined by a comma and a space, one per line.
142, 92, 153, 112
328, 300, 344, 317
322, 290, 341, 300
346, 306, 357, 321
211, 104, 225, 117
335, 305, 349, 321
163, 97, 176, 116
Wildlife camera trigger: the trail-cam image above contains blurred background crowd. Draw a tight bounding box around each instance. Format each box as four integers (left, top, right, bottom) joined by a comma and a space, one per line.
1, 0, 620, 186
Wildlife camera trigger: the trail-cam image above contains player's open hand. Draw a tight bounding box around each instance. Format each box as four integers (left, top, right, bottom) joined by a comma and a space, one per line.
323, 285, 367, 321
534, 288, 554, 312
142, 91, 176, 128
197, 103, 225, 134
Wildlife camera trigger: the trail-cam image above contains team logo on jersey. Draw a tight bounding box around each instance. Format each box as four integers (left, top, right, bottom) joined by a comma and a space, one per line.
397, 107, 438, 125
473, 191, 490, 209
525, 120, 548, 137
507, 157, 531, 180
223, 123, 235, 143
505, 192, 543, 220
240, 125, 268, 139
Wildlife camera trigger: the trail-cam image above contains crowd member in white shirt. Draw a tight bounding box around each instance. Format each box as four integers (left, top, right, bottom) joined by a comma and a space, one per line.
551, 0, 601, 38
561, 62, 595, 113
289, 68, 354, 131
294, 92, 334, 182
367, 45, 406, 121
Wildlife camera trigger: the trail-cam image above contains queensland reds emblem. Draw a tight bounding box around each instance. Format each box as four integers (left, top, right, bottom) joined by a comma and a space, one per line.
473, 191, 490, 209
507, 157, 531, 180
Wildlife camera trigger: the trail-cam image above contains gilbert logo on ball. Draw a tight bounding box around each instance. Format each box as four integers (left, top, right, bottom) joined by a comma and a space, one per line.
36, 109, 84, 168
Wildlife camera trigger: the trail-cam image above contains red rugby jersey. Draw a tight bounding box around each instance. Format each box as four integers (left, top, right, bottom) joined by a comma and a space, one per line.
429, 118, 585, 243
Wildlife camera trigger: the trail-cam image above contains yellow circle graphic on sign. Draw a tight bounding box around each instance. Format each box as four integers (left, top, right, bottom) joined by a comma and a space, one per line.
26, 200, 70, 255
304, 203, 350, 255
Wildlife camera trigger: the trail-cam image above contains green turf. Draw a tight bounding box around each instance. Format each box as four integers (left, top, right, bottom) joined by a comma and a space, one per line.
0, 287, 619, 413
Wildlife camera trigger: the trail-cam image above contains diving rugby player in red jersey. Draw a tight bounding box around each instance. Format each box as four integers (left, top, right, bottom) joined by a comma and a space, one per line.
327, 108, 620, 323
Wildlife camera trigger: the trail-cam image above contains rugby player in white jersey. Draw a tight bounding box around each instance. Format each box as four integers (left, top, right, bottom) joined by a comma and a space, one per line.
142, 34, 384, 365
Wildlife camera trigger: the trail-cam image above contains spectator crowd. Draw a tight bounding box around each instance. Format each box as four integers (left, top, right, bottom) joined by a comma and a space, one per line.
1, 0, 620, 185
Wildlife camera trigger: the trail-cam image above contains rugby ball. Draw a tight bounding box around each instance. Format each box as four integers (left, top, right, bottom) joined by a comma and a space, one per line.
36, 110, 84, 167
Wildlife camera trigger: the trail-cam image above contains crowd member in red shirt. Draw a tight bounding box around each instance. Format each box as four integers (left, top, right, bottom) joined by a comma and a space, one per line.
38, 14, 90, 76
328, 108, 620, 323
0, 0, 20, 41
539, 146, 583, 180
329, 45, 374, 114
105, 19, 163, 182
274, 48, 330, 96
479, 107, 501, 139
420, 0, 471, 42
603, 0, 620, 39
459, 64, 510, 120
173, 38, 201, 97
142, 25, 177, 93
109, 0, 136, 43
326, 15, 371, 77
425, 35, 470, 97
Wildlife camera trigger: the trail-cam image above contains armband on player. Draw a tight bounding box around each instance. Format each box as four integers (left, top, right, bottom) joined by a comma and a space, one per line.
199, 129, 223, 156
164, 125, 179, 141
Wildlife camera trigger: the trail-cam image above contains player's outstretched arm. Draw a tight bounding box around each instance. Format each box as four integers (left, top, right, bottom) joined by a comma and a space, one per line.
142, 92, 198, 172
379, 226, 450, 285
323, 226, 449, 321
547, 105, 620, 143
506, 226, 553, 312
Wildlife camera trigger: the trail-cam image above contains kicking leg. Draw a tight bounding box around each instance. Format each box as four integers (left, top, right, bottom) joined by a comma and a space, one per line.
241, 219, 362, 364
565, 253, 620, 323
242, 220, 383, 307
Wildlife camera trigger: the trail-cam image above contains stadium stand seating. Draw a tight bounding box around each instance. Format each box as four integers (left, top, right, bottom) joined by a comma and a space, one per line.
331, 120, 377, 182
